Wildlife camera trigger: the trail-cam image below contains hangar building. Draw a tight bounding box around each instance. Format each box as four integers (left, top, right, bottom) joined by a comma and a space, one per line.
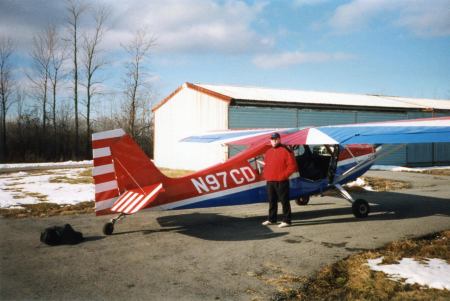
152, 82, 450, 170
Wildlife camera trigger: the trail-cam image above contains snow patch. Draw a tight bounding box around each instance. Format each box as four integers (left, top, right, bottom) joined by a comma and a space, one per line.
345, 177, 373, 191
371, 165, 450, 172
367, 257, 450, 290
0, 160, 92, 170
0, 168, 94, 208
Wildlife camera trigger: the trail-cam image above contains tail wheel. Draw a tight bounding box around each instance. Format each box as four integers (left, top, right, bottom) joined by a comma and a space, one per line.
295, 196, 310, 206
103, 222, 114, 235
352, 199, 370, 218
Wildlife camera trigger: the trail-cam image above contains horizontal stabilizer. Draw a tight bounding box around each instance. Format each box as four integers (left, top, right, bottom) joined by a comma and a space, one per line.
111, 183, 164, 214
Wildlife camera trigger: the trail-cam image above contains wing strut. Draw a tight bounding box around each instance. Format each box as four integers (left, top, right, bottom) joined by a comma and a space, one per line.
334, 184, 370, 218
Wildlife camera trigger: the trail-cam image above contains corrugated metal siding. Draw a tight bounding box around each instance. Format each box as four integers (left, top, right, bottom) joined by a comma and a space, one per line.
356, 111, 407, 165
229, 106, 297, 128
355, 111, 406, 123
434, 113, 450, 164
406, 112, 433, 165
228, 106, 297, 156
298, 109, 356, 127
229, 106, 447, 165
434, 143, 450, 164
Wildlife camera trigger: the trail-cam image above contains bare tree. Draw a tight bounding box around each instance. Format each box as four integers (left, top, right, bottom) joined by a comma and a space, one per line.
29, 28, 53, 150
13, 89, 27, 159
67, 0, 87, 157
48, 26, 66, 143
82, 5, 109, 154
122, 29, 156, 139
0, 36, 15, 161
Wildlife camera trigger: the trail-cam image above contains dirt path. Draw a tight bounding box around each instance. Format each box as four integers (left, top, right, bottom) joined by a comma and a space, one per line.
1, 171, 449, 300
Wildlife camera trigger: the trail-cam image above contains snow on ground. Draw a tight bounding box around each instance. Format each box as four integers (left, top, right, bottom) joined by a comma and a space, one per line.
367, 257, 450, 290
344, 177, 374, 191
0, 160, 93, 171
371, 165, 450, 172
0, 168, 94, 208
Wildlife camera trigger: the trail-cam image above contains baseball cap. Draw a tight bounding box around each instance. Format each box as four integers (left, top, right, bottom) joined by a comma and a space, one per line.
270, 132, 281, 139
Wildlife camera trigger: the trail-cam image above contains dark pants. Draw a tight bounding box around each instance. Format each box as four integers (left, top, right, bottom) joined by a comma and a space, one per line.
266, 180, 291, 224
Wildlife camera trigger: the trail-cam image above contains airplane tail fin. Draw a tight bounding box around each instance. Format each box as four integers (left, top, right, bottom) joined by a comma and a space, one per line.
92, 129, 166, 216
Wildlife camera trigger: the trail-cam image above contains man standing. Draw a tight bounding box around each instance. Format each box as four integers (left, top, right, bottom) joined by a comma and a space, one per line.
262, 132, 297, 228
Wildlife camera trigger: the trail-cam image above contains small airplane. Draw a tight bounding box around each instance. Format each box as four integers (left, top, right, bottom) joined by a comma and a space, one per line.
92, 116, 450, 235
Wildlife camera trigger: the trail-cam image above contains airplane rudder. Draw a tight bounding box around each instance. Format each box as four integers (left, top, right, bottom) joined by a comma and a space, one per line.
91, 129, 126, 215
115, 134, 165, 181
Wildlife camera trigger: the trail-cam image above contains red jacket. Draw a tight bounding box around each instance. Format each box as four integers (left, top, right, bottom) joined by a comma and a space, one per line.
263, 145, 298, 181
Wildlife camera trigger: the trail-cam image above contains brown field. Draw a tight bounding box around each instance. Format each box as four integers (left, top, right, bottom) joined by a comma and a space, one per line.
49, 168, 93, 184
413, 169, 450, 176
363, 176, 412, 191
160, 168, 194, 177
0, 201, 95, 218
263, 231, 450, 301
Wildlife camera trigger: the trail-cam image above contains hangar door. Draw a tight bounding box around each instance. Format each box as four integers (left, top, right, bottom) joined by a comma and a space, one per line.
228, 106, 297, 156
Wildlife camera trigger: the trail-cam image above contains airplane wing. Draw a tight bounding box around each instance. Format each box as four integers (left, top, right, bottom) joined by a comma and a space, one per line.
282, 116, 450, 145
180, 116, 450, 146
180, 128, 296, 145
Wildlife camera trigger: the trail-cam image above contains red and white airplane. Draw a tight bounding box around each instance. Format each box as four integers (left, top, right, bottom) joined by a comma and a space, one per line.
92, 116, 450, 235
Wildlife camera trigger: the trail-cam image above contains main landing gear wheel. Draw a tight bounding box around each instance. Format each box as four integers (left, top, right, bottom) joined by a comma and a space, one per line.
295, 196, 310, 206
103, 222, 114, 235
352, 199, 370, 218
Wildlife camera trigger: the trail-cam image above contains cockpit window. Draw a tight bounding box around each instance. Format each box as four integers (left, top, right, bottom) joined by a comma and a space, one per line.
292, 145, 306, 156
248, 155, 265, 175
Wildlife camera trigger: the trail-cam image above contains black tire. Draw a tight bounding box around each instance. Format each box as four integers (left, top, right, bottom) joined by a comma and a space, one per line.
103, 222, 114, 235
295, 196, 310, 206
352, 199, 370, 218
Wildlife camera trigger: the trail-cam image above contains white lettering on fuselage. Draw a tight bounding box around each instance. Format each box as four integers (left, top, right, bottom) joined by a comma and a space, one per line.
191, 167, 256, 194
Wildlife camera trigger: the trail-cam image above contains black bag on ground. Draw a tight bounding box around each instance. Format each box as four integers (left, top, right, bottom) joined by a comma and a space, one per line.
40, 224, 84, 245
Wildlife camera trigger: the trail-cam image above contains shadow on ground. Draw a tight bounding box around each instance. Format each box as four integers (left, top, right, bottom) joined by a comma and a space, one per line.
140, 191, 450, 241
155, 213, 288, 241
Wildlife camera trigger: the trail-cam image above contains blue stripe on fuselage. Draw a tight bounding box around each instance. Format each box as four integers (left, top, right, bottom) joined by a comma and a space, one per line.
170, 160, 372, 210
173, 185, 267, 209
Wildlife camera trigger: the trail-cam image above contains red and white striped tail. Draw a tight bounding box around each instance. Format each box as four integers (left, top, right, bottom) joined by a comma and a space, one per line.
92, 129, 126, 216
111, 183, 164, 214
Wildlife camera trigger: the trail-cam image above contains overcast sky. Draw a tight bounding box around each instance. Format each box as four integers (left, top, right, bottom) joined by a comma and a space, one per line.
1, 0, 450, 107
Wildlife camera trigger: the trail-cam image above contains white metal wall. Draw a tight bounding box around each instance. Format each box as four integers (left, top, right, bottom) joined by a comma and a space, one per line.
154, 87, 228, 170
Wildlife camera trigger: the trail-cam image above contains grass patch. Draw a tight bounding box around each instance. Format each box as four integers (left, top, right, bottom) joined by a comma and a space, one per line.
49, 169, 93, 184
261, 231, 450, 301
49, 175, 93, 184
8, 189, 49, 202
23, 192, 48, 202
25, 170, 56, 175
160, 168, 194, 178
78, 168, 92, 177
245, 263, 307, 301
325, 176, 412, 197
363, 176, 412, 191
414, 169, 450, 176
0, 201, 94, 218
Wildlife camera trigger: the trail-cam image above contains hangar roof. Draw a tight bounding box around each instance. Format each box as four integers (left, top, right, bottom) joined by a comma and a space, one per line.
153, 82, 450, 112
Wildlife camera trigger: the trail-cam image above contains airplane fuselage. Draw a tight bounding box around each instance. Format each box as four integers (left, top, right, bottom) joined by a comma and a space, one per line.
146, 143, 375, 211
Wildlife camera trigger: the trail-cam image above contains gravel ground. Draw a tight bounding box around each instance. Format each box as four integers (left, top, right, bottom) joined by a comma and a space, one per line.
1, 170, 449, 301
